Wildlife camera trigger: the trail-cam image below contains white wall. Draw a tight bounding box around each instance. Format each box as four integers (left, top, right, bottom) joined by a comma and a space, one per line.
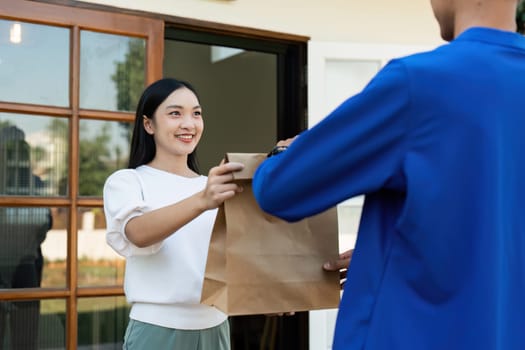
79, 0, 442, 45
306, 41, 437, 350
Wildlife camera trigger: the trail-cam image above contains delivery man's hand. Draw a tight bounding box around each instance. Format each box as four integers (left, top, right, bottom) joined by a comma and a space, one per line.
267, 136, 298, 157
323, 249, 353, 289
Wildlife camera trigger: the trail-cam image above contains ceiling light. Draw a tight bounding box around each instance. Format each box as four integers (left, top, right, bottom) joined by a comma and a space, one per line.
10, 22, 22, 44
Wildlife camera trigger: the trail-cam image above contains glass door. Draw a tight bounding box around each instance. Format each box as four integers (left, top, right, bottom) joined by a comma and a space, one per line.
164, 29, 308, 349
164, 39, 277, 172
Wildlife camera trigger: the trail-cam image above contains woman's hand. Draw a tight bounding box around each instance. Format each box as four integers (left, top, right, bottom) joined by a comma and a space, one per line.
125, 161, 243, 247
200, 161, 244, 210
323, 249, 353, 289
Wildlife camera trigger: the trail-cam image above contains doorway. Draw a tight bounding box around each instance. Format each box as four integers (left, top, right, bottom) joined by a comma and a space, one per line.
164, 28, 308, 349
164, 39, 277, 171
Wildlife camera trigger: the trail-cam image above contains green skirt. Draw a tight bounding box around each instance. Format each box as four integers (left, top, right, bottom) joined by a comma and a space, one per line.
123, 318, 230, 350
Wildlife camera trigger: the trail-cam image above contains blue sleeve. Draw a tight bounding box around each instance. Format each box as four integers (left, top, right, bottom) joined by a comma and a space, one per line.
253, 60, 411, 221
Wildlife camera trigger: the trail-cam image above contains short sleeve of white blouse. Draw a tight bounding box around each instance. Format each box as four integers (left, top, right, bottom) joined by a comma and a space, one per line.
103, 169, 162, 257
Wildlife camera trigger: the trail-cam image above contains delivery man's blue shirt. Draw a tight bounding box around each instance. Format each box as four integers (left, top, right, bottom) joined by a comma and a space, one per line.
253, 27, 525, 350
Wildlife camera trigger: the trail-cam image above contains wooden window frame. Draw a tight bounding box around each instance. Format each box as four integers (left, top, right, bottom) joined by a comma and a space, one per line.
0, 1, 163, 348
35, 0, 309, 139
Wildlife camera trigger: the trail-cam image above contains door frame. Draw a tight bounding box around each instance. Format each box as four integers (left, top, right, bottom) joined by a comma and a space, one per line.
1, 0, 310, 348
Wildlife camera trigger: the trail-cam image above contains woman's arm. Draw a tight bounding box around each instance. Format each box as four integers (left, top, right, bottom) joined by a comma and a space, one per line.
125, 161, 244, 247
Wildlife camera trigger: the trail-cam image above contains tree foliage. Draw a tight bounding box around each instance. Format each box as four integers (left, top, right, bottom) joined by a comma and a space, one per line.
111, 38, 146, 148
78, 124, 112, 196
111, 38, 145, 112
63, 39, 146, 196
48, 119, 113, 196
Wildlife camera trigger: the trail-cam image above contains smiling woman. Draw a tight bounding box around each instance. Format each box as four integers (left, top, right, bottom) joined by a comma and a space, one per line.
142, 87, 204, 175
128, 80, 203, 174
103, 78, 245, 350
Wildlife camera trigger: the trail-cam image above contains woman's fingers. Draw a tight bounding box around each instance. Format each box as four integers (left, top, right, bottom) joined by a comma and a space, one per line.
210, 162, 244, 178
203, 162, 245, 209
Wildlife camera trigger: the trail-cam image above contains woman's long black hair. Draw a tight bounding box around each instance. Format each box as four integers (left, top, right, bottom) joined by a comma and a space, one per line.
128, 78, 200, 173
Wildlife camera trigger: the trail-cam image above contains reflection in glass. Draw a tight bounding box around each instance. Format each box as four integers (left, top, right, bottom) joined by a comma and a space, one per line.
80, 31, 145, 111
0, 207, 52, 291
79, 119, 131, 197
0, 299, 66, 350
0, 113, 69, 197
77, 207, 124, 287
0, 206, 67, 290
77, 296, 129, 349
0, 20, 69, 106
40, 208, 68, 289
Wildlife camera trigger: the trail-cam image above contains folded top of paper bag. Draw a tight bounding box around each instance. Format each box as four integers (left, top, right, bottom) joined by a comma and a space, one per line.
225, 153, 267, 180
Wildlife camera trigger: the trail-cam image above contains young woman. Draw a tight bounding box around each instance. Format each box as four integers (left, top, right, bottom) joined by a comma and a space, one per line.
103, 78, 244, 349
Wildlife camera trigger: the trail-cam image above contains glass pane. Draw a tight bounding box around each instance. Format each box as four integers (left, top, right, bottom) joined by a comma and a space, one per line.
0, 20, 69, 106
164, 40, 277, 173
78, 119, 131, 197
0, 113, 69, 197
0, 207, 66, 290
78, 207, 124, 287
41, 208, 69, 289
77, 296, 129, 349
0, 299, 66, 349
80, 31, 146, 111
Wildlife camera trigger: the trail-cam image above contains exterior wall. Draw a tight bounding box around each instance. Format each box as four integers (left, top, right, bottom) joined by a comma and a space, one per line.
80, 0, 443, 45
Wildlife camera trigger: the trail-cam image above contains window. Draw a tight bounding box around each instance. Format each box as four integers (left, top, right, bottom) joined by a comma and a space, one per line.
0, 2, 162, 348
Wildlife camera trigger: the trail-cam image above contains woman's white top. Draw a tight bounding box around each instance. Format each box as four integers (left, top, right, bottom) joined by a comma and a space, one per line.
103, 165, 226, 330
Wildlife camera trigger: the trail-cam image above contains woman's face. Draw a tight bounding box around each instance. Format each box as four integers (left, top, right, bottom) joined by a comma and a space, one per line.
144, 87, 204, 160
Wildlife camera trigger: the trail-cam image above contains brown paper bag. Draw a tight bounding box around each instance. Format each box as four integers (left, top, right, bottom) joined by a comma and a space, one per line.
201, 153, 340, 315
